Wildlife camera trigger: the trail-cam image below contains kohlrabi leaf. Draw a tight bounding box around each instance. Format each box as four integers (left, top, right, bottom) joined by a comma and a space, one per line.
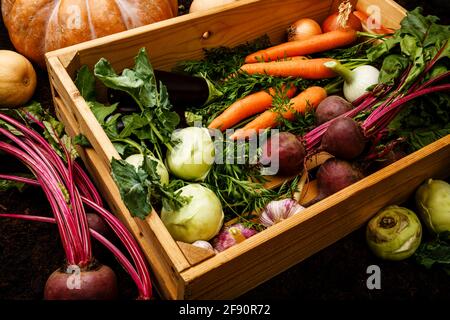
415, 232, 450, 274
110, 158, 152, 219
88, 101, 118, 125
75, 65, 96, 101
93, 48, 180, 157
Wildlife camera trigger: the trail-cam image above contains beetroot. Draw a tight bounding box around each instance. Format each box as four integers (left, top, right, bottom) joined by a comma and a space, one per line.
44, 264, 118, 300
371, 149, 407, 172
261, 132, 305, 175
321, 118, 366, 160
87, 213, 110, 236
305, 158, 364, 206
315, 96, 353, 125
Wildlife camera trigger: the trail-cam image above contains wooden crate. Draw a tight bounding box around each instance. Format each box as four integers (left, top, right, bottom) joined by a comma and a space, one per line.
45, 0, 450, 299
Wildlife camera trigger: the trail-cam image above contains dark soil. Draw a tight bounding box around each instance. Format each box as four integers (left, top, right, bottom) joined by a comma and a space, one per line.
1, 0, 449, 300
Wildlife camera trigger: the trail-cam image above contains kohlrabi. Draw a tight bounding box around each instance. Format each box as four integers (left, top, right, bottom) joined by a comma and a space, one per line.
125, 154, 169, 186
366, 205, 422, 261
415, 179, 450, 234
161, 184, 224, 243
166, 127, 215, 181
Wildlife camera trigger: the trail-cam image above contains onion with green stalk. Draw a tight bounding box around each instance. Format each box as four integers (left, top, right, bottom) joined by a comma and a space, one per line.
324, 60, 380, 103
366, 205, 422, 261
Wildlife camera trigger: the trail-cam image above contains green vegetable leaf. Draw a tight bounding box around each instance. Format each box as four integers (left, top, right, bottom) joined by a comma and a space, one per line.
400, 35, 418, 58
22, 101, 45, 122
389, 92, 450, 151
379, 54, 410, 85
119, 114, 148, 139
415, 232, 450, 275
400, 8, 439, 43
112, 142, 127, 155
110, 158, 152, 219
177, 35, 272, 81
367, 36, 400, 62
73, 134, 91, 148
88, 101, 118, 124
0, 179, 27, 192
94, 61, 144, 109
93, 48, 179, 157
42, 118, 78, 160
75, 65, 96, 101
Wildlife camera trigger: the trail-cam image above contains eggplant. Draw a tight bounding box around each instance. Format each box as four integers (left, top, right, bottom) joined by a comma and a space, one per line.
108, 70, 220, 112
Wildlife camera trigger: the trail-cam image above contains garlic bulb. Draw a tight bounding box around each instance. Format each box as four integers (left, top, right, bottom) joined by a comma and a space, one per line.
212, 224, 258, 252
260, 199, 305, 227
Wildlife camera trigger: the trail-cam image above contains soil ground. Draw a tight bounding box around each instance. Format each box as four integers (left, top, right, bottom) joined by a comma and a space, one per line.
0, 0, 449, 300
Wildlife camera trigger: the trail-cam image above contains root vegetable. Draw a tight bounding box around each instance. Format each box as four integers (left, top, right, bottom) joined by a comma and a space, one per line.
44, 264, 118, 300
212, 223, 258, 252
166, 127, 215, 181
287, 18, 322, 41
0, 112, 153, 300
322, 11, 362, 32
415, 179, 450, 234
86, 213, 110, 237
245, 29, 357, 63
260, 132, 306, 176
366, 206, 422, 261
321, 117, 366, 160
315, 95, 353, 125
161, 184, 224, 243
305, 158, 364, 206
324, 61, 380, 103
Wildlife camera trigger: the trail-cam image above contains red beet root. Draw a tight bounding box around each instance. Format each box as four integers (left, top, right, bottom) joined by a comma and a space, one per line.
315, 95, 353, 125
87, 213, 110, 236
305, 158, 364, 206
44, 264, 118, 300
321, 117, 366, 160
261, 132, 306, 175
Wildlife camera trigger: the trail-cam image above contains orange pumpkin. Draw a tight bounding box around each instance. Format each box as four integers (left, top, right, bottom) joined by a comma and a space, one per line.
1, 0, 178, 66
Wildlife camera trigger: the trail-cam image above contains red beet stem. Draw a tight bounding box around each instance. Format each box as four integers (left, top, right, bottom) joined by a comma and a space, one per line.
0, 173, 152, 299
0, 213, 148, 299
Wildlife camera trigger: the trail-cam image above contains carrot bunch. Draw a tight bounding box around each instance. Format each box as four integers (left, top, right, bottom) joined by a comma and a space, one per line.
230, 86, 327, 140
207, 20, 360, 138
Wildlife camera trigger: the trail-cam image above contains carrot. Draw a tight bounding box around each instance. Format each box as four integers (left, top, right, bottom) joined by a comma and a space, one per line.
245, 29, 357, 63
271, 56, 308, 62
353, 11, 395, 34
240, 58, 337, 79
208, 86, 297, 131
231, 86, 327, 140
